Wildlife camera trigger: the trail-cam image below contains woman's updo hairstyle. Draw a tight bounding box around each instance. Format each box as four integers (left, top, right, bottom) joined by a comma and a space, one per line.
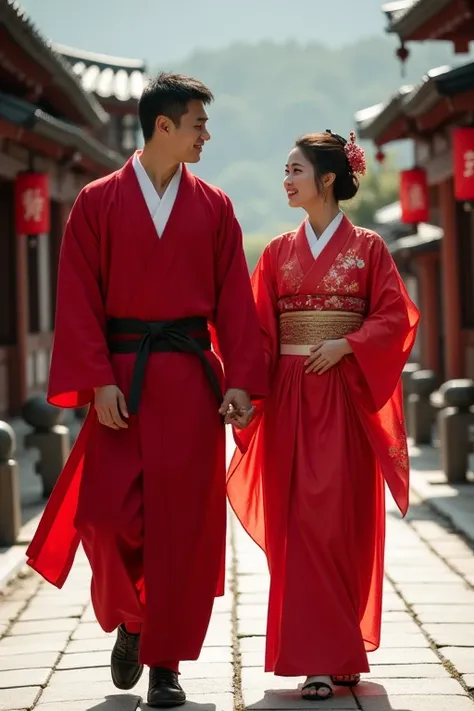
295, 130, 367, 203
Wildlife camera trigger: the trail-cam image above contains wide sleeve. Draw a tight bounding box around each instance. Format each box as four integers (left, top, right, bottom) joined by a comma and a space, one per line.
211, 196, 268, 399
344, 236, 420, 413
47, 189, 116, 408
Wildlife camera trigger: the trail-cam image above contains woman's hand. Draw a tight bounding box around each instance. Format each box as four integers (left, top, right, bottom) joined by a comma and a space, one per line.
304, 338, 352, 375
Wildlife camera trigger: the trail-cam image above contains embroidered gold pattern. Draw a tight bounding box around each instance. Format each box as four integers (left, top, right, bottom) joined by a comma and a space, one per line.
388, 420, 410, 474
278, 294, 367, 315
321, 249, 366, 294
280, 310, 363, 345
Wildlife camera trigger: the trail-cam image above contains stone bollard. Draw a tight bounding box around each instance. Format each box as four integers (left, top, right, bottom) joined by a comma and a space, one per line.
407, 369, 438, 445
437, 379, 474, 484
0, 421, 21, 546
22, 395, 70, 498
402, 362, 421, 415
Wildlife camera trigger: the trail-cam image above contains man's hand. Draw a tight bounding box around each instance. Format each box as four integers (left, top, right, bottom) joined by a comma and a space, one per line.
219, 388, 254, 429
304, 338, 352, 375
94, 385, 129, 429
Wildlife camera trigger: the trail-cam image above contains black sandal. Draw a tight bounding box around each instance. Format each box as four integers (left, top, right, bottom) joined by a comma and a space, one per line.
301, 676, 334, 701
331, 674, 360, 687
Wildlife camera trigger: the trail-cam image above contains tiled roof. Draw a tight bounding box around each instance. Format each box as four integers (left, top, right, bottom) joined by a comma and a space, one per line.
0, 0, 108, 127
53, 43, 147, 103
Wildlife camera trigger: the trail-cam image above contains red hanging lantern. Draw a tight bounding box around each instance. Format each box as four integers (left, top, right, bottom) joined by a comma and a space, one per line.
453, 127, 474, 202
15, 172, 50, 235
400, 168, 429, 224
396, 42, 410, 78
375, 148, 385, 164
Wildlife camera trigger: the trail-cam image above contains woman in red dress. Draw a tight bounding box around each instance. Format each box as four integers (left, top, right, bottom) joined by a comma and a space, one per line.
228, 131, 419, 700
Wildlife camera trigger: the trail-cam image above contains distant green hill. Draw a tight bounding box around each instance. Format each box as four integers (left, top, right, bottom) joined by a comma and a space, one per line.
168, 36, 470, 247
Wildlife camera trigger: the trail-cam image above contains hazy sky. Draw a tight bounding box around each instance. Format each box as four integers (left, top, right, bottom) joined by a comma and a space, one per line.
19, 0, 389, 65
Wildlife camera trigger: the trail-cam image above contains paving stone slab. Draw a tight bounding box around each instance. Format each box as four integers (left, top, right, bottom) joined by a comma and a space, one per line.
240, 637, 266, 653
19, 604, 84, 621
56, 651, 111, 670
64, 638, 113, 654
368, 648, 440, 665
238, 605, 268, 621
0, 602, 25, 623
381, 596, 408, 612
239, 593, 269, 606
238, 576, 270, 594
378, 632, 430, 648
359, 695, 474, 711
381, 612, 416, 623
241, 652, 265, 667
0, 685, 41, 711
238, 619, 267, 636
0, 651, 60, 671
140, 694, 234, 711
429, 541, 474, 558
7, 618, 78, 636
36, 695, 141, 711
439, 647, 474, 673
464, 674, 474, 690
243, 687, 357, 710
423, 623, 474, 647
179, 662, 233, 679
365, 664, 450, 679
196, 646, 232, 664
385, 567, 462, 584
395, 584, 474, 605
450, 558, 474, 576
413, 605, 474, 623
355, 678, 465, 695
39, 680, 137, 704
0, 632, 70, 655
0, 666, 51, 688
72, 623, 113, 641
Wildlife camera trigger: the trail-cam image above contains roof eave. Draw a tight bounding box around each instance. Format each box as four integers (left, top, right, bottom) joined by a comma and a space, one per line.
388, 0, 453, 38
1, 0, 108, 129
34, 111, 123, 171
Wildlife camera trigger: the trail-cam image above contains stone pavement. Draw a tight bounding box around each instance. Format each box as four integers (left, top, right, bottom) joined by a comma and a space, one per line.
1, 491, 474, 711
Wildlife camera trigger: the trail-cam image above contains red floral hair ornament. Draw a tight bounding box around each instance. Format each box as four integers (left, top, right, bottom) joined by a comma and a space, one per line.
344, 131, 367, 176
326, 129, 367, 177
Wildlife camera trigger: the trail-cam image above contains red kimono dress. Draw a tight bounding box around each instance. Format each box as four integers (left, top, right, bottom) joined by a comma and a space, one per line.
228, 214, 419, 676
26, 156, 267, 666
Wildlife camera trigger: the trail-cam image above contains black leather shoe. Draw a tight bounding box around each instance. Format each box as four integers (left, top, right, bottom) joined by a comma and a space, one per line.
147, 667, 186, 708
110, 624, 144, 690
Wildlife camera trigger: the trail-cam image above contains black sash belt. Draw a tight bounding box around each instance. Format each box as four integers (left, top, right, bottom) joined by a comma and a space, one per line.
107, 316, 223, 415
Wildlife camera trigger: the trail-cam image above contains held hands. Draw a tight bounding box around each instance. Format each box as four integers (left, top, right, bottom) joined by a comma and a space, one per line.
94, 385, 129, 429
304, 338, 352, 375
219, 388, 255, 429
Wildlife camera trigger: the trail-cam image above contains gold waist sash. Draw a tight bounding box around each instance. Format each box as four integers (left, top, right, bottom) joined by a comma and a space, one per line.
279, 310, 363, 356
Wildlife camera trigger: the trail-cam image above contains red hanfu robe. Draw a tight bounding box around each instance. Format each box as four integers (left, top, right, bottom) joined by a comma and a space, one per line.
228, 215, 419, 676
26, 157, 267, 666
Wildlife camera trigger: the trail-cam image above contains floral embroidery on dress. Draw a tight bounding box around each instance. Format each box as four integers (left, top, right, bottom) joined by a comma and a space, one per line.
280, 257, 304, 293
388, 419, 410, 474
320, 249, 366, 294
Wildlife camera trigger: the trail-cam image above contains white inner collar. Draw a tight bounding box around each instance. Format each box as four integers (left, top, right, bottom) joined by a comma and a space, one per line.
305, 211, 343, 260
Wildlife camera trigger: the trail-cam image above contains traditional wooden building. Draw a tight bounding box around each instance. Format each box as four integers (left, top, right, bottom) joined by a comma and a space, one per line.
53, 43, 146, 156
355, 0, 474, 385
0, 0, 145, 416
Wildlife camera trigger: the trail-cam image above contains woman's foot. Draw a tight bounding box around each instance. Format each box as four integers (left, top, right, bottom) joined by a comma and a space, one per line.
301, 676, 333, 700
331, 674, 361, 687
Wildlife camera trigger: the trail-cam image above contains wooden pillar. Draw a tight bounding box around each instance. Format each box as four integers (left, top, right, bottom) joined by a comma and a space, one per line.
438, 178, 462, 378
417, 253, 440, 374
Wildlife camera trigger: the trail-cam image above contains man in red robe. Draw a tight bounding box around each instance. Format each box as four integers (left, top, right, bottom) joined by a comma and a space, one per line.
26, 73, 267, 707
